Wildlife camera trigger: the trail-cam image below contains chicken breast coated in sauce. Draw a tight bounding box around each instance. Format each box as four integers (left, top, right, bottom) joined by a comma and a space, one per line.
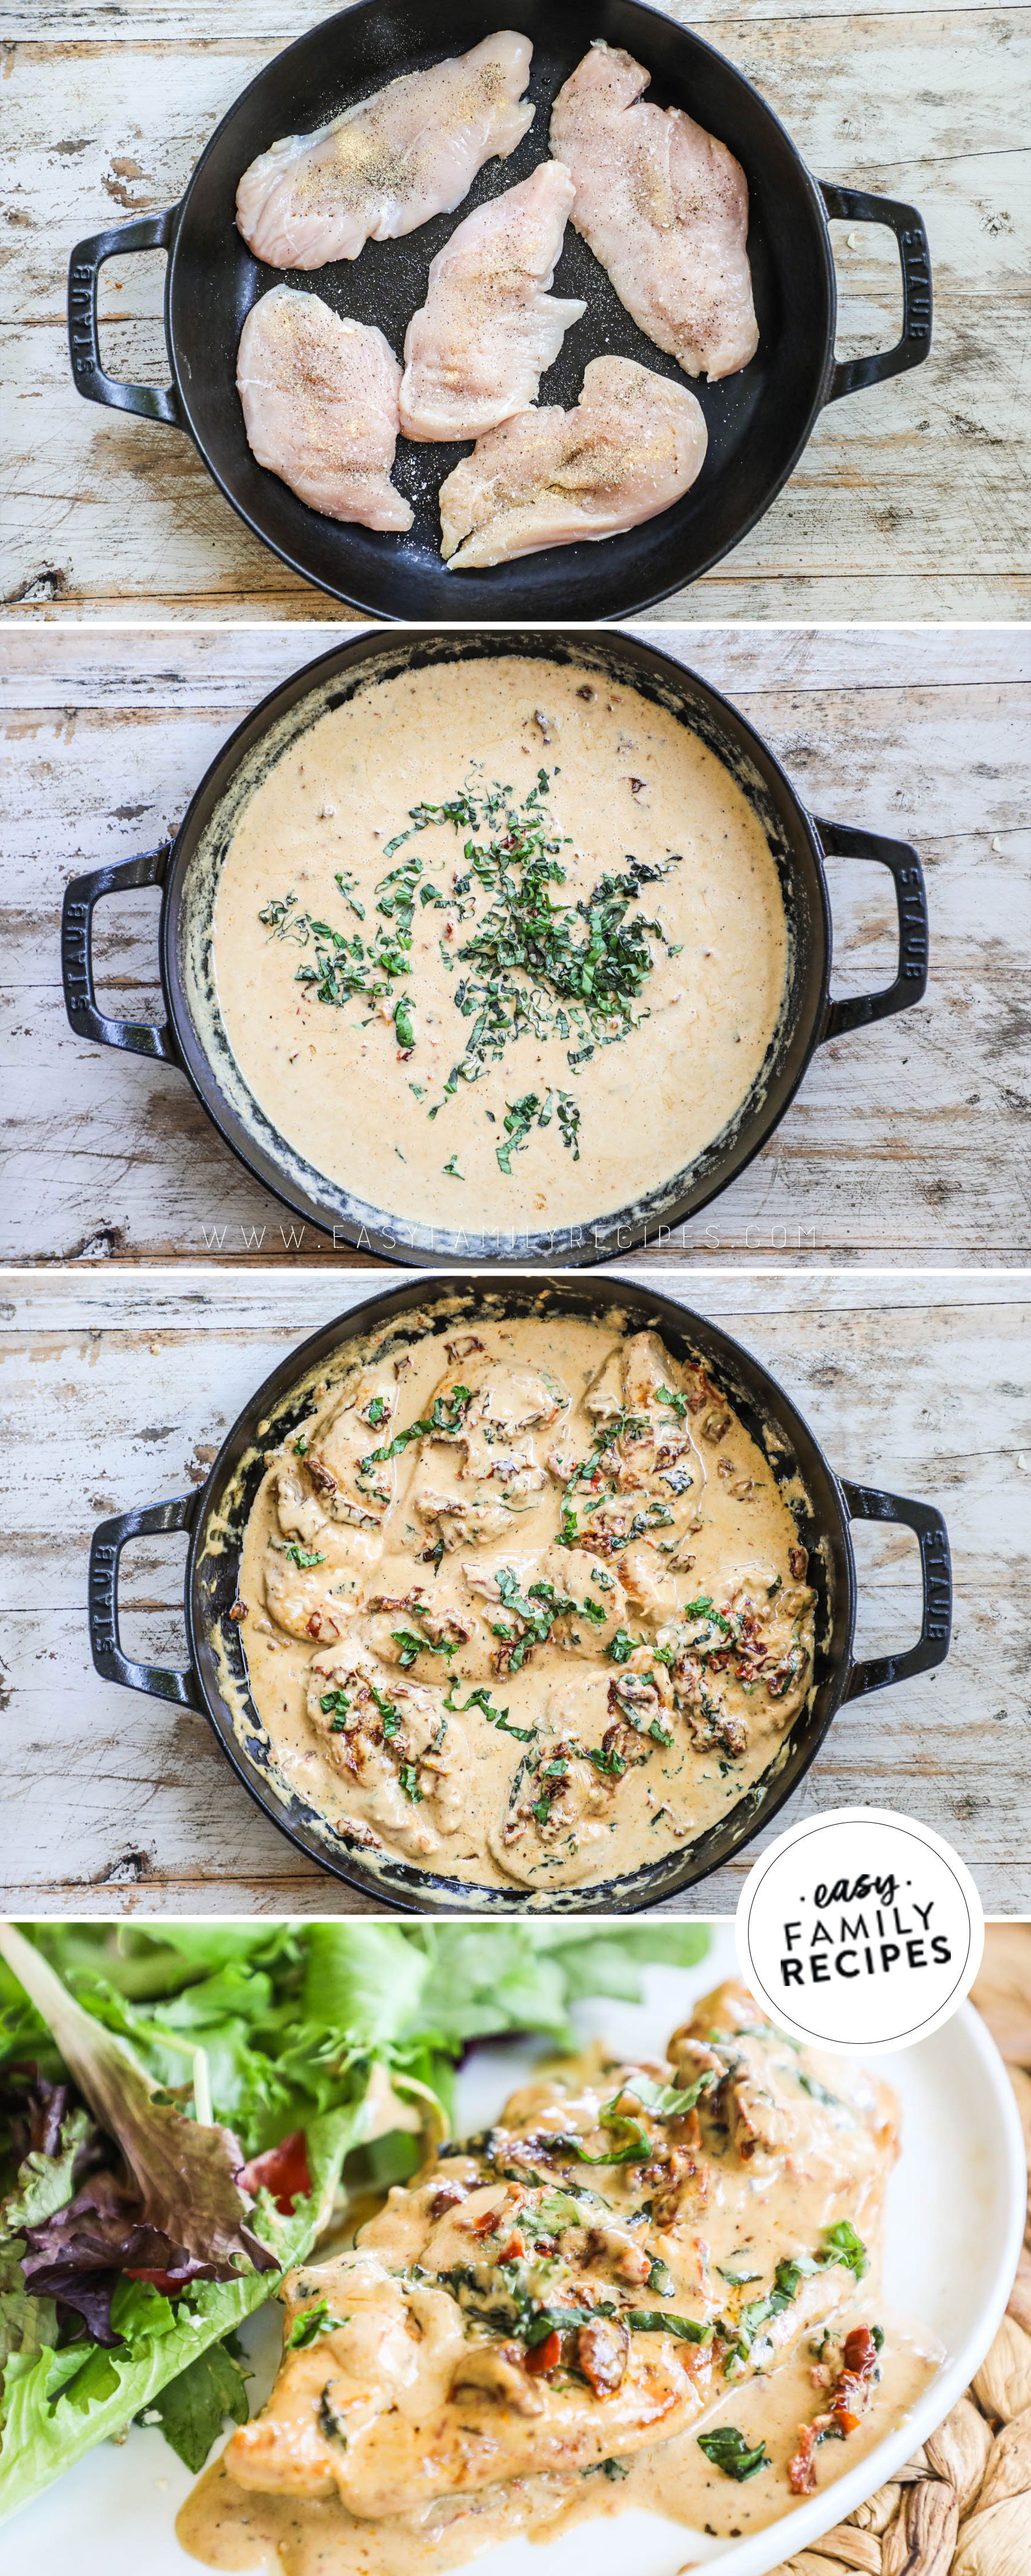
231, 1313, 816, 1893
236, 36, 535, 270
184, 1984, 899, 2555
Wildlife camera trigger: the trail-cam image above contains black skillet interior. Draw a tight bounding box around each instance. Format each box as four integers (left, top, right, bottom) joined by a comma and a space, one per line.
168, 0, 835, 616
187, 1275, 855, 1914
166, 627, 829, 1265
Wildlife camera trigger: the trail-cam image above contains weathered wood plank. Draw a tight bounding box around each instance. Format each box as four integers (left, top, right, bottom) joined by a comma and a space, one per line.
0, 623, 1028, 703
1, 1273, 1026, 1915
2, 0, 1018, 37
5, 1271, 1026, 1328
2, 11, 1028, 617
2, 627, 1027, 1264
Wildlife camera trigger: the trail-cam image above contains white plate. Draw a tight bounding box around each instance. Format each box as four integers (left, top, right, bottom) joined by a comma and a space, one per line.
4, 1929, 1025, 2576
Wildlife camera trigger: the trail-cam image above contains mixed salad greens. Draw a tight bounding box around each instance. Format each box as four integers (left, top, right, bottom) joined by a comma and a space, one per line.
0, 1915, 709, 2526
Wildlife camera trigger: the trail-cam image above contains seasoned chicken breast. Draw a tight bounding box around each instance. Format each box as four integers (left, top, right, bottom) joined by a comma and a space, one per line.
236, 34, 536, 270
550, 41, 759, 383
237, 288, 412, 531
399, 160, 586, 442
223, 1983, 897, 2519
438, 353, 707, 568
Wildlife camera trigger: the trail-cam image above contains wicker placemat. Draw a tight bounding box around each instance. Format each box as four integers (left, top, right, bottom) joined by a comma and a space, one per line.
770, 1927, 1031, 2576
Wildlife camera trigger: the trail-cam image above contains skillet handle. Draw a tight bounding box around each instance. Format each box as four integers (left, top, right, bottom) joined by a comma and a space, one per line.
840, 1481, 951, 1699
89, 1495, 202, 1705
819, 184, 932, 399
68, 207, 184, 423
62, 846, 178, 1059
813, 816, 928, 1039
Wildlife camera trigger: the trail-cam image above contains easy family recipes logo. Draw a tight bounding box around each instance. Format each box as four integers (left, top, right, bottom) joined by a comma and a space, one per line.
779, 1869, 954, 1992
737, 1809, 985, 2052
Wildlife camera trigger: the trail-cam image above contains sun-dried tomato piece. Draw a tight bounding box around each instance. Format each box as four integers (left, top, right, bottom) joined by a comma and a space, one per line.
238, 2129, 310, 2215
789, 2323, 881, 2492
788, 2421, 819, 2495
464, 2200, 505, 2237
429, 2181, 467, 2219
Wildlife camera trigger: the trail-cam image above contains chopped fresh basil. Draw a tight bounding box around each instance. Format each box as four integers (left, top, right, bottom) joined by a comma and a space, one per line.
656, 1386, 687, 1418
446, 1682, 537, 1744
286, 2298, 345, 2351
524, 2302, 615, 2346
391, 1628, 451, 1668
497, 1093, 541, 1176
614, 2070, 718, 2121
820, 2220, 868, 2279
697, 2425, 769, 2480
608, 1629, 636, 1664
360, 1386, 471, 1470
552, 2115, 652, 2167
576, 1593, 608, 1626
627, 2308, 712, 2343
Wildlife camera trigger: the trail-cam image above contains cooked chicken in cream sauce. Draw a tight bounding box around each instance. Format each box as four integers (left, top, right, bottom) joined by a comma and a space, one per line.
230, 1311, 816, 1893
179, 1983, 939, 2574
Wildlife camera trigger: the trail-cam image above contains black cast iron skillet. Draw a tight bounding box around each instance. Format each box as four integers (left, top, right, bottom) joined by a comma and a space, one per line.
86, 1274, 953, 1914
66, 0, 932, 618
61, 627, 930, 1267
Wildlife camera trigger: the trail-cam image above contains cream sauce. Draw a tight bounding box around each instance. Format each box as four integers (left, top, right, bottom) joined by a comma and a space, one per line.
211, 657, 788, 1232
235, 1313, 815, 1893
179, 2320, 939, 2575
178, 1989, 938, 2575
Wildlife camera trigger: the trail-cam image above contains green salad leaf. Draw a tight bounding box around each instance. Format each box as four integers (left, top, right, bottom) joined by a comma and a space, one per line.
0, 1926, 265, 2272
0, 2095, 365, 2525
0, 1915, 711, 2526
136, 2331, 251, 2475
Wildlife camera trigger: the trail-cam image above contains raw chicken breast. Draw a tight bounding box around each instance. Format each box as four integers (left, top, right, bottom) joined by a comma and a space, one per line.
400, 160, 585, 441
550, 41, 758, 382
237, 34, 536, 270
438, 353, 706, 569
237, 286, 413, 532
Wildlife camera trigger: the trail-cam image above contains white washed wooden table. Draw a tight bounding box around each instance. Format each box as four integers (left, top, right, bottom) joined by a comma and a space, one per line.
1, 1269, 1026, 1917
2, 623, 1028, 1265
2, 1, 1028, 620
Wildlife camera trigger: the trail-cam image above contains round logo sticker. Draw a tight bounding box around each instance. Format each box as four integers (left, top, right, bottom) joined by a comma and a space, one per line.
736, 1807, 985, 2054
